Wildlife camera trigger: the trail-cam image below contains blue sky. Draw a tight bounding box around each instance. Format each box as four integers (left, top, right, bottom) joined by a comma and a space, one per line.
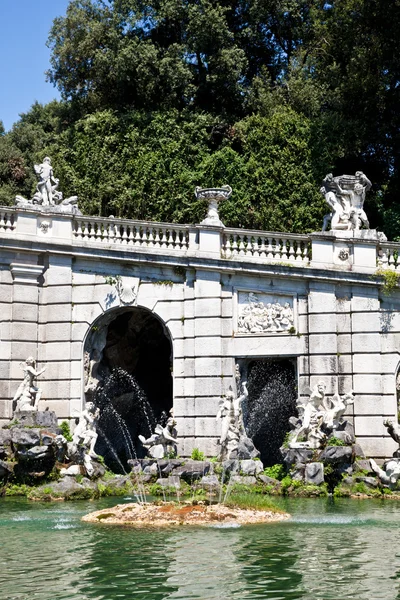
0, 0, 71, 131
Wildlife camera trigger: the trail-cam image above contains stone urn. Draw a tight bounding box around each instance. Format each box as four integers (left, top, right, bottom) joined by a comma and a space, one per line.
195, 185, 232, 227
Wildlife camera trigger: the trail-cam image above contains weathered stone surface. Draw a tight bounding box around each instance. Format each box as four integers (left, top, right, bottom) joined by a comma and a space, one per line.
60, 465, 82, 477
352, 443, 365, 459
0, 430, 12, 446
11, 429, 41, 447
291, 464, 305, 481
305, 462, 324, 485
258, 474, 282, 489
281, 447, 314, 467
334, 420, 355, 444
355, 476, 379, 488
230, 475, 257, 485
156, 475, 181, 489
13, 410, 58, 430
200, 474, 220, 490
0, 459, 14, 477
222, 459, 240, 474
240, 459, 263, 475
17, 445, 53, 460
172, 461, 210, 481
319, 446, 353, 464
229, 437, 260, 460
353, 459, 372, 474
40, 431, 57, 446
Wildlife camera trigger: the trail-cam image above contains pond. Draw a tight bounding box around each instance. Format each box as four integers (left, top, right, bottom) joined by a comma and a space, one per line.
1, 496, 400, 599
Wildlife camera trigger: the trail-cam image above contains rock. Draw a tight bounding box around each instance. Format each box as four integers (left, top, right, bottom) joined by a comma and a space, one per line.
305, 462, 324, 485
40, 431, 57, 446
60, 465, 82, 477
0, 430, 12, 446
258, 474, 282, 489
0, 459, 14, 478
240, 459, 263, 475
352, 443, 365, 459
230, 475, 257, 485
353, 459, 372, 474
160, 460, 183, 474
156, 475, 181, 489
222, 459, 240, 474
17, 445, 53, 460
172, 461, 210, 481
200, 475, 220, 490
332, 431, 353, 445
290, 464, 305, 481
40, 477, 85, 498
11, 428, 41, 447
319, 446, 353, 465
334, 420, 355, 444
342, 476, 354, 486
280, 447, 314, 467
355, 476, 379, 488
13, 410, 58, 430
130, 464, 143, 474
229, 437, 260, 460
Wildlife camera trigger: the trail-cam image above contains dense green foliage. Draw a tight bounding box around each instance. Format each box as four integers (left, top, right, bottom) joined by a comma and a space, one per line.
2, 0, 400, 236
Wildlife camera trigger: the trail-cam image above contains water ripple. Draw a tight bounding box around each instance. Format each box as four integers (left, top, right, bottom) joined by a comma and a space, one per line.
1, 497, 400, 599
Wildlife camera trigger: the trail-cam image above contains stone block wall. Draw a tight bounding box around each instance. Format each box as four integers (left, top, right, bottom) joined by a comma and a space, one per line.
0, 210, 399, 460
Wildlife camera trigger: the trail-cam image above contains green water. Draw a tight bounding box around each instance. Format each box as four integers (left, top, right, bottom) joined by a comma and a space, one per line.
1, 496, 400, 600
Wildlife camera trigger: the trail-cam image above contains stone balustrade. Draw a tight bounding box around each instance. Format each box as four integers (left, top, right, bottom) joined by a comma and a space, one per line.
0, 208, 16, 233
222, 228, 311, 265
377, 242, 400, 271
1, 207, 397, 273
73, 215, 193, 253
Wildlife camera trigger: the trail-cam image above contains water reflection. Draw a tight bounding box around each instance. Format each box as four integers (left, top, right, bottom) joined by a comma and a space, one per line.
2, 497, 400, 599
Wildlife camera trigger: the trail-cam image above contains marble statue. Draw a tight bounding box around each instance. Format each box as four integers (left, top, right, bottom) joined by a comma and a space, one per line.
369, 417, 400, 487
139, 409, 178, 459
68, 402, 100, 477
13, 357, 46, 413
370, 459, 400, 487
289, 381, 354, 449
34, 157, 58, 206
383, 418, 400, 446
238, 292, 294, 334
321, 172, 371, 232
216, 379, 259, 461
14, 157, 81, 214
195, 186, 232, 227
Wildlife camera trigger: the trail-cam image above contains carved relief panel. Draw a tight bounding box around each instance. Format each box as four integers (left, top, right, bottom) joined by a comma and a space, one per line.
236, 291, 296, 334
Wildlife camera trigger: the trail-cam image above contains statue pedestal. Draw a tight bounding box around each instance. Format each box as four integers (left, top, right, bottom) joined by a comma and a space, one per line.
310, 230, 384, 273
13, 410, 58, 430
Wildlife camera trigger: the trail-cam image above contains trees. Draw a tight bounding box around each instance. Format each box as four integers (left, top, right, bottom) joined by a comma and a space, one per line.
1, 0, 400, 236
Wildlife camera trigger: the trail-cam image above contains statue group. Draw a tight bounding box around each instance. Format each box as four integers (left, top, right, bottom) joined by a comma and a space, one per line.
321, 171, 371, 232
238, 293, 294, 334
288, 381, 355, 449
15, 157, 80, 213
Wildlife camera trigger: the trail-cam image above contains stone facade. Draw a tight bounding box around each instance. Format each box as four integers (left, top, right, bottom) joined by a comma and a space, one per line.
0, 207, 399, 459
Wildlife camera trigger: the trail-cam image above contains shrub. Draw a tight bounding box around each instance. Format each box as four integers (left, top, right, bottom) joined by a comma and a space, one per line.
191, 448, 205, 461
59, 421, 73, 442
263, 463, 285, 480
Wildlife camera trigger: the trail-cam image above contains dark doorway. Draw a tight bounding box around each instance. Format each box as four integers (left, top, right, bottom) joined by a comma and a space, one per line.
244, 359, 297, 466
84, 308, 173, 470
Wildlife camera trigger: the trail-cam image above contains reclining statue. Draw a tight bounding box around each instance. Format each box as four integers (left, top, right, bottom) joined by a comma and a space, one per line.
139, 409, 178, 458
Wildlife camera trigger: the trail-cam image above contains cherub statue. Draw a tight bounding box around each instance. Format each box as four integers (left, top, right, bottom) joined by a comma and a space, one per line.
139, 409, 178, 458
68, 402, 100, 477
13, 357, 46, 413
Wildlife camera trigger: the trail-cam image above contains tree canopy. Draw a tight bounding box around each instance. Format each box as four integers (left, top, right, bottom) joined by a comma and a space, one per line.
1, 0, 400, 237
